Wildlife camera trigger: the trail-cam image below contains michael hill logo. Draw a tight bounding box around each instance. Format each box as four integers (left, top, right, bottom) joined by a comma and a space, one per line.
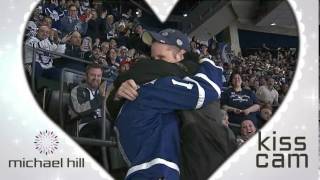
8, 130, 85, 168
34, 130, 59, 155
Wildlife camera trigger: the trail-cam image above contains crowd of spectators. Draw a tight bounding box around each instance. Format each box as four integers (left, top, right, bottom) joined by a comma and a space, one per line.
189, 37, 297, 143
23, 0, 298, 162
24, 0, 149, 84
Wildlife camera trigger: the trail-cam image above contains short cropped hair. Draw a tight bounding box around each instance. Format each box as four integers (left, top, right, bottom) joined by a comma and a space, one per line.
68, 4, 77, 10
85, 63, 103, 74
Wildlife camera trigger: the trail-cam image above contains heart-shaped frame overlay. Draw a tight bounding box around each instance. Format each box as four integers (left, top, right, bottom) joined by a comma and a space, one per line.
3, 1, 316, 177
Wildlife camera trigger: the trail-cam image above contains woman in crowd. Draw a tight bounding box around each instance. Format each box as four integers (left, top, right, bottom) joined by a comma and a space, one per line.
221, 72, 260, 126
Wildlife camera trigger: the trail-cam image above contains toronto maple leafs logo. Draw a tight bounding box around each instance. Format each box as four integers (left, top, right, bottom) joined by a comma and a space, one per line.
34, 130, 59, 155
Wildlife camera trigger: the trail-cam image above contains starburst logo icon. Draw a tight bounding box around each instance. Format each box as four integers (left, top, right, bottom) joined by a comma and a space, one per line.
34, 130, 59, 155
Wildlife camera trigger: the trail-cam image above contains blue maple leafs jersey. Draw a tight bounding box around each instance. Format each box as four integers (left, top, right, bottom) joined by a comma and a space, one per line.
116, 58, 223, 180
137, 58, 223, 111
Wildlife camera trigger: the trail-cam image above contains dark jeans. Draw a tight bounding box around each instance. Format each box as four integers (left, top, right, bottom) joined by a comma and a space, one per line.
35, 62, 61, 80
79, 118, 111, 164
79, 119, 104, 138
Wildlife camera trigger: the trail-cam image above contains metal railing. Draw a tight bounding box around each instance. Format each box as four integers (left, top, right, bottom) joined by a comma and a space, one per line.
59, 68, 117, 171
24, 45, 118, 170
24, 45, 92, 93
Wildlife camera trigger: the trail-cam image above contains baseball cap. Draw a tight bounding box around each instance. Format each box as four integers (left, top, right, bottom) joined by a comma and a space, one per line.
142, 28, 190, 51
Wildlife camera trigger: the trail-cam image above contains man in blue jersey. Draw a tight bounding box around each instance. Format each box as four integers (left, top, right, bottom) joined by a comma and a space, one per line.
108, 29, 228, 180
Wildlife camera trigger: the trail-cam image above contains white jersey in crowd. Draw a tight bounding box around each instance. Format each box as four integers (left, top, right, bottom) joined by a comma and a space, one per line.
256, 85, 279, 105
25, 36, 57, 69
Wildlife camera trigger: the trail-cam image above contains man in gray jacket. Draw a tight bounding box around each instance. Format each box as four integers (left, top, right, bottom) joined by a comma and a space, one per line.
69, 63, 107, 137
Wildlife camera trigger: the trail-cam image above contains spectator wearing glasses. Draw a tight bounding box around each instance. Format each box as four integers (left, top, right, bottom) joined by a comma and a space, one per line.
60, 4, 91, 36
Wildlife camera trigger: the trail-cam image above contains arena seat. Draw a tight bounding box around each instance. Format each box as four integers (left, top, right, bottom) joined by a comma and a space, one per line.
36, 77, 60, 91
56, 68, 127, 171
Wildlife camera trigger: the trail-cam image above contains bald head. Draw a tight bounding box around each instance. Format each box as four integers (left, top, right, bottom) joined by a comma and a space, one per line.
70, 31, 82, 47
71, 31, 81, 38
37, 26, 50, 40
106, 15, 114, 24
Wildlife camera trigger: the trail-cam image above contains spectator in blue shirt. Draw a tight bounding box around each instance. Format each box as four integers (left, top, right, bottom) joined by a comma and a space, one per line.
221, 72, 260, 126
